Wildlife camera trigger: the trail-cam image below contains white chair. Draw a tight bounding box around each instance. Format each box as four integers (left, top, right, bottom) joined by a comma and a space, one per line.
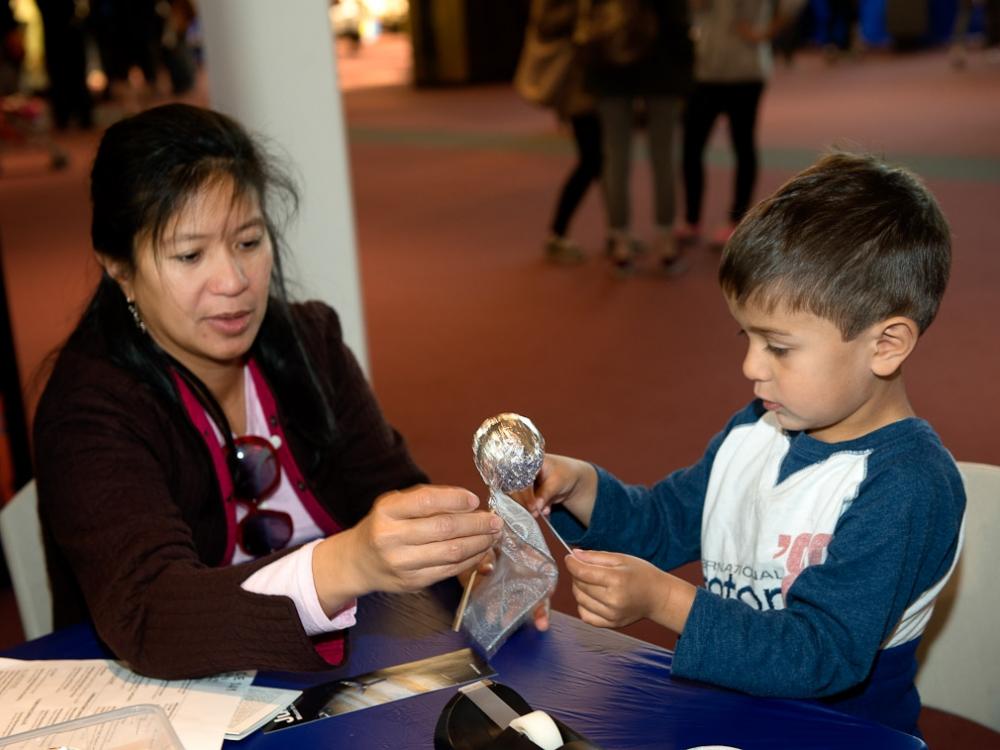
0, 479, 53, 640
916, 461, 1000, 733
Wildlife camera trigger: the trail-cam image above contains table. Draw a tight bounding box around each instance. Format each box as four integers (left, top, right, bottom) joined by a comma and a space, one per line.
3, 584, 925, 750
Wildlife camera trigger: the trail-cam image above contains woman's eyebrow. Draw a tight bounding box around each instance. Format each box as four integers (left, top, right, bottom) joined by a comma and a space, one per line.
169, 218, 266, 242
233, 217, 266, 232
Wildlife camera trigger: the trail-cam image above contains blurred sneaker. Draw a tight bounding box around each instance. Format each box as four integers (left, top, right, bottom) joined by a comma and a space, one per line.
604, 235, 646, 257
673, 222, 701, 245
544, 235, 585, 265
709, 223, 737, 248
653, 230, 687, 276
608, 234, 635, 277
950, 44, 968, 70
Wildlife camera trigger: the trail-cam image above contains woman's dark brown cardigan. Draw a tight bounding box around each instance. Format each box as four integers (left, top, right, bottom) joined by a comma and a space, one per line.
33, 301, 426, 679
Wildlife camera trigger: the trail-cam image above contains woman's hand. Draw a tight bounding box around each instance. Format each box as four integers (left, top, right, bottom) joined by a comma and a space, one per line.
512, 454, 599, 527
457, 547, 497, 586
312, 485, 501, 614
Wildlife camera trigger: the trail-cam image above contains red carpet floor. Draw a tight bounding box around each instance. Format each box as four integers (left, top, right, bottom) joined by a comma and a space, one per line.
1, 41, 998, 747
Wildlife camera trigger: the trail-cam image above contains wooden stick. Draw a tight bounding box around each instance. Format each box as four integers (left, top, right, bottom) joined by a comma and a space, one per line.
454, 502, 499, 631
452, 569, 477, 632
540, 512, 574, 556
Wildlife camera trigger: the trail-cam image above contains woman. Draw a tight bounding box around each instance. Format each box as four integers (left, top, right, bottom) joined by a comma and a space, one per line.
679, 0, 804, 248
527, 0, 603, 265
587, 0, 694, 275
33, 104, 501, 679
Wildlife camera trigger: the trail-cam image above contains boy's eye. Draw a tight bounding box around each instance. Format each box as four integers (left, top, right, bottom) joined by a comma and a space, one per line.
766, 344, 790, 357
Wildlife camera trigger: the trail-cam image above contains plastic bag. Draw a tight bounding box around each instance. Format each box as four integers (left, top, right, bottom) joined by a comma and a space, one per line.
461, 489, 558, 657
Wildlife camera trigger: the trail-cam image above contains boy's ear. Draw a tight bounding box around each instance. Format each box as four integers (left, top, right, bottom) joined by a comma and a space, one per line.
870, 317, 919, 377
96, 253, 134, 300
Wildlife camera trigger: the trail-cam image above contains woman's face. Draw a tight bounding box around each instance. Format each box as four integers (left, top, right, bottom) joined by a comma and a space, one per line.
115, 178, 273, 379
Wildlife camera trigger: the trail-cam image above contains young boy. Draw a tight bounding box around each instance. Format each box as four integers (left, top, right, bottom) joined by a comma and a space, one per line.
525, 153, 966, 736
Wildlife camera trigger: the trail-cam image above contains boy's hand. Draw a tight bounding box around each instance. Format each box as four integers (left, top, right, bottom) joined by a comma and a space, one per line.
565, 549, 696, 633
511, 454, 598, 528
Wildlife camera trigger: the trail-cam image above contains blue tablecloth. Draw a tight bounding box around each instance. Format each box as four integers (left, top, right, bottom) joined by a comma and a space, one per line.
3, 584, 925, 750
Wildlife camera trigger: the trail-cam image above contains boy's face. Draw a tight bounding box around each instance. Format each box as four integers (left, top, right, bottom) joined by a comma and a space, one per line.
727, 296, 884, 443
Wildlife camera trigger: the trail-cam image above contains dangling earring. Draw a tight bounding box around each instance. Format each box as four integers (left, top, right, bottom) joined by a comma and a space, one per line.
127, 299, 147, 334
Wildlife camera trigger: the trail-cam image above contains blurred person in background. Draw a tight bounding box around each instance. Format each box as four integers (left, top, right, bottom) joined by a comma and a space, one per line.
89, 0, 162, 110
158, 0, 197, 95
678, 0, 804, 249
823, 0, 858, 62
520, 0, 602, 265
990, 0, 1000, 51
35, 0, 92, 129
586, 0, 694, 276
330, 0, 363, 54
771, 0, 813, 66
0, 0, 23, 95
950, 0, 1000, 68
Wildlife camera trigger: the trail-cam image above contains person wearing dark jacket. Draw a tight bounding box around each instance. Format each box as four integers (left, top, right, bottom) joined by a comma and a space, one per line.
35, 0, 93, 129
586, 0, 693, 274
34, 104, 501, 679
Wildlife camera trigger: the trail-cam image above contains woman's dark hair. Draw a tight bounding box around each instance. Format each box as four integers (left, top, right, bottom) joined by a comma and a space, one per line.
77, 103, 336, 461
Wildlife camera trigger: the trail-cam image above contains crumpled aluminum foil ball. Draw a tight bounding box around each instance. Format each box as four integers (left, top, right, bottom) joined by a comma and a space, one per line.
472, 413, 545, 493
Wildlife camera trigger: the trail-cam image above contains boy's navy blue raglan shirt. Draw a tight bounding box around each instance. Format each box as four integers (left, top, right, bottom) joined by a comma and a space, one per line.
551, 400, 966, 735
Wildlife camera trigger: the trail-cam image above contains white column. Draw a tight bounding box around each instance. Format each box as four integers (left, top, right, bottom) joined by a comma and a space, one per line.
198, 0, 369, 373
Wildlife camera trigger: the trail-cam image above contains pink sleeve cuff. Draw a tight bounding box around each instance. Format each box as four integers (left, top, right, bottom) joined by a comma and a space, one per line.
241, 539, 357, 636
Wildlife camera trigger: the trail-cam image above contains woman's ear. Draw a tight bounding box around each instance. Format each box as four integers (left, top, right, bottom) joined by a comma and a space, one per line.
96, 254, 134, 300
871, 317, 919, 378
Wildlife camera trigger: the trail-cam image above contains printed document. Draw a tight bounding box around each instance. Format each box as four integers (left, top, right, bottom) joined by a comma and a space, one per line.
0, 658, 253, 750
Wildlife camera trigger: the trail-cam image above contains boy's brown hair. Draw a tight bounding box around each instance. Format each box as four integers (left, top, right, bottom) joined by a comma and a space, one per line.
719, 152, 951, 340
